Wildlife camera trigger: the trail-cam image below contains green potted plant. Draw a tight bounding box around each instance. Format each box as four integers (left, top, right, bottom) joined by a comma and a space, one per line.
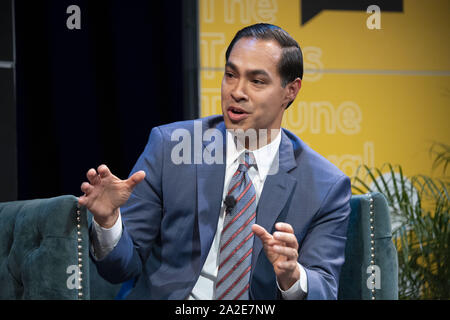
351, 142, 449, 299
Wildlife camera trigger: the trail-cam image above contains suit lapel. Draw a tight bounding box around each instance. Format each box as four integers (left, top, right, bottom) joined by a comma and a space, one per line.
196, 121, 226, 266
251, 130, 298, 272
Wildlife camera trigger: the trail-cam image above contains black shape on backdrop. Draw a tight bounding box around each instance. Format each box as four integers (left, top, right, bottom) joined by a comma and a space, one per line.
301, 0, 403, 25
14, 0, 199, 200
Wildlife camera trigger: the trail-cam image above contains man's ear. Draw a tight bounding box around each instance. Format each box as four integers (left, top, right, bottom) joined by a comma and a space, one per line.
285, 78, 302, 103
282, 78, 302, 109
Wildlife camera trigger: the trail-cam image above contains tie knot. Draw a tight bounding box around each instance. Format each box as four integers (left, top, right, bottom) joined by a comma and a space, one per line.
237, 152, 256, 173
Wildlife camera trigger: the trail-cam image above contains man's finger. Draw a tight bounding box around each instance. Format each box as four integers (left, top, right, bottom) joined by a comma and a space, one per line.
252, 224, 273, 244
273, 231, 299, 250
80, 182, 92, 195
276, 260, 298, 272
87, 168, 98, 184
97, 164, 111, 178
273, 245, 298, 261
275, 222, 294, 234
127, 170, 146, 188
78, 195, 87, 207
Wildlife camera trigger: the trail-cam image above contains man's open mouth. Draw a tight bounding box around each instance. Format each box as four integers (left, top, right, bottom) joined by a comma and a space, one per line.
229, 106, 247, 114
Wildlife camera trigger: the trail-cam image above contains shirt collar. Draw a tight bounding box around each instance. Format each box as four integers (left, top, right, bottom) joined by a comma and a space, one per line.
226, 129, 282, 181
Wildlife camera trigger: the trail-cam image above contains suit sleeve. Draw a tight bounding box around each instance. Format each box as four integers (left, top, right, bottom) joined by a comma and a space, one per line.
299, 174, 351, 299
90, 127, 164, 284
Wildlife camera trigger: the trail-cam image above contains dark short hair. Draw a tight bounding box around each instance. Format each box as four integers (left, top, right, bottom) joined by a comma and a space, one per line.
225, 23, 303, 108
226, 23, 303, 85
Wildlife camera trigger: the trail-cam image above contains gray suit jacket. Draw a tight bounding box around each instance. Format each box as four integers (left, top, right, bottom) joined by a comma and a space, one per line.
92, 115, 352, 299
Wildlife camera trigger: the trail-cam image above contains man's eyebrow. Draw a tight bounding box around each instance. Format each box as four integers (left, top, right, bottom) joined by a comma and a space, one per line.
247, 69, 270, 78
225, 62, 270, 78
225, 61, 238, 71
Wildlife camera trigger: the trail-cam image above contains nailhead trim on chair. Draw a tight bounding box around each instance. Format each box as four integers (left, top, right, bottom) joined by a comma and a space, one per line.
367, 193, 376, 300
76, 206, 83, 300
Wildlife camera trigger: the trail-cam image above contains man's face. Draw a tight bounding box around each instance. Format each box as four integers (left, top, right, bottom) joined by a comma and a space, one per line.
221, 37, 295, 134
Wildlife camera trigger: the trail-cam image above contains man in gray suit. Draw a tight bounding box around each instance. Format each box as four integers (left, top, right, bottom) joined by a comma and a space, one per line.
79, 24, 351, 299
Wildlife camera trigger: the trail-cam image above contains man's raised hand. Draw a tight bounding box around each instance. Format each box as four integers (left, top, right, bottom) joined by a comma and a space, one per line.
78, 164, 146, 228
251, 222, 301, 291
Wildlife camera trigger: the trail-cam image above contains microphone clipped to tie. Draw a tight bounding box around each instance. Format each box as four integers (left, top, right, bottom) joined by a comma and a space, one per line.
224, 195, 236, 215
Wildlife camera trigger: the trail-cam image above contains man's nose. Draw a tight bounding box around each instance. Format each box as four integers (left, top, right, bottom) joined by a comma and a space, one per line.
230, 80, 248, 102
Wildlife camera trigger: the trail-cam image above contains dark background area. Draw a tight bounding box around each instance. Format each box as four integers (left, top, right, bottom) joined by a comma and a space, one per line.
0, 0, 199, 201
0, 0, 16, 202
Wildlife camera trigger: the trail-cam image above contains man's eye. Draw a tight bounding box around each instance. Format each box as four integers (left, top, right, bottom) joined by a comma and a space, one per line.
225, 72, 234, 78
252, 79, 265, 85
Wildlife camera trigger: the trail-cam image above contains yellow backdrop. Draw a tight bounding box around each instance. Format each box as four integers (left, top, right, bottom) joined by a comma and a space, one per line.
199, 0, 450, 178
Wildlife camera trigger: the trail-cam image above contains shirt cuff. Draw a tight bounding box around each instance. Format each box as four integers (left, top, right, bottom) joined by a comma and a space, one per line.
90, 212, 123, 261
276, 262, 308, 300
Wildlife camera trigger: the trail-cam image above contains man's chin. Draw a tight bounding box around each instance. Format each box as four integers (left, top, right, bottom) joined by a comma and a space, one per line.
224, 120, 249, 132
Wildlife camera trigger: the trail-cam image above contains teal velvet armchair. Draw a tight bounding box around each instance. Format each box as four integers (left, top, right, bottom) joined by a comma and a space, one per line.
338, 192, 398, 299
0, 195, 120, 300
0, 192, 398, 300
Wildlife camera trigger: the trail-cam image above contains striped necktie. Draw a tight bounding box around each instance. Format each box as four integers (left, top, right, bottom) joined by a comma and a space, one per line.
215, 152, 257, 300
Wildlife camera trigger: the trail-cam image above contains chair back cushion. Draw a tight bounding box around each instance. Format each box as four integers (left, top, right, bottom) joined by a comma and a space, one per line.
0, 195, 88, 299
338, 192, 398, 299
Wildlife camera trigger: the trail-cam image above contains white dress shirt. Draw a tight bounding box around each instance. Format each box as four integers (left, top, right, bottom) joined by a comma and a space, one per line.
91, 129, 307, 300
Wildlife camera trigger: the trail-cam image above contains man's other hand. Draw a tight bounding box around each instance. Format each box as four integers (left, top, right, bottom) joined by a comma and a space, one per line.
252, 222, 301, 291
